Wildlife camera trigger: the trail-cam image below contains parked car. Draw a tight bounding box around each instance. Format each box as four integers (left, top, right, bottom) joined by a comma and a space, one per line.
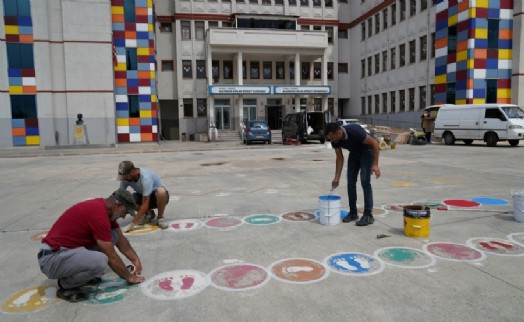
336, 118, 370, 133
282, 111, 331, 144
244, 120, 271, 145
434, 104, 524, 147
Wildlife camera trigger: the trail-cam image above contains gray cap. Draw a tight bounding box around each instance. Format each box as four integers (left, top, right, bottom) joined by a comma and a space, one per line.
112, 189, 136, 217
117, 161, 135, 180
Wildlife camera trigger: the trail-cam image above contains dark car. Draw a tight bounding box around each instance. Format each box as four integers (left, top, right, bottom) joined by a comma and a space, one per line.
244, 120, 272, 145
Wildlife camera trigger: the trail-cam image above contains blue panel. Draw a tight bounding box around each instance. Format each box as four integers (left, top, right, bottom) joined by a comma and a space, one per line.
129, 126, 141, 133
115, 87, 127, 95
500, 19, 512, 29
115, 38, 126, 47
8, 68, 22, 77
151, 117, 157, 125
456, 89, 466, 100
448, 6, 458, 16
448, 72, 456, 83
135, 0, 148, 6
18, 16, 32, 26
457, 60, 467, 71
435, 65, 447, 75
474, 18, 488, 28
139, 102, 150, 109
12, 136, 26, 146
475, 39, 488, 49
467, 70, 475, 78
473, 89, 484, 98
9, 77, 23, 85
488, 9, 499, 19
456, 80, 467, 90
486, 69, 498, 78
139, 95, 151, 102
489, 0, 501, 8
116, 110, 129, 118
137, 63, 150, 71
498, 69, 511, 78
116, 102, 128, 111
26, 127, 39, 135
434, 93, 446, 103
499, 39, 511, 49
473, 79, 486, 88
11, 119, 26, 127
116, 47, 126, 55
128, 78, 139, 87
18, 26, 33, 34
458, 30, 468, 41
136, 39, 149, 48
435, 21, 448, 34
112, 23, 125, 31
435, 56, 448, 68
127, 70, 138, 79
150, 86, 156, 95
487, 59, 498, 69
140, 118, 152, 126
137, 31, 149, 39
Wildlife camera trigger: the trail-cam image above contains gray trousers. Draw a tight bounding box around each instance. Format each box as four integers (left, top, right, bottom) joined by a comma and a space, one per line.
38, 230, 118, 289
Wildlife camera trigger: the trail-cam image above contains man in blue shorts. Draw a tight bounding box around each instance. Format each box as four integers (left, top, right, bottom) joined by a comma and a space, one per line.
325, 122, 381, 226
117, 161, 170, 232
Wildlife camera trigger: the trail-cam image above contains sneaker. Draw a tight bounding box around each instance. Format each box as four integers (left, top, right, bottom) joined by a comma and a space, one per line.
342, 213, 359, 223
156, 217, 169, 229
138, 210, 156, 225
356, 215, 375, 226
56, 287, 87, 303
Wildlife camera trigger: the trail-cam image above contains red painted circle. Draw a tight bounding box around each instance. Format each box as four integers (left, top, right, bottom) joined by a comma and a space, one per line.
210, 264, 269, 291
205, 217, 243, 229
443, 199, 480, 208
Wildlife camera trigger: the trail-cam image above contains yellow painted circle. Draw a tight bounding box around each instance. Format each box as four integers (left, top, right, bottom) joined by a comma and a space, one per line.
1, 286, 59, 313
390, 181, 414, 187
125, 224, 159, 235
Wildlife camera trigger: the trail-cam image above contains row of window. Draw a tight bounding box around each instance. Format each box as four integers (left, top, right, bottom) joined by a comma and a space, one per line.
189, 0, 334, 7
361, 34, 435, 77
361, 0, 435, 41
361, 85, 435, 115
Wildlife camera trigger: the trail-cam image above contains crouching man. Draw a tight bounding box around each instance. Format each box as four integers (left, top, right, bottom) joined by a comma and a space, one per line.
37, 189, 145, 302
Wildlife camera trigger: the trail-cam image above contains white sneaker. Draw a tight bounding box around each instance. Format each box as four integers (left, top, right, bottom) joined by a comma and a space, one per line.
157, 218, 169, 229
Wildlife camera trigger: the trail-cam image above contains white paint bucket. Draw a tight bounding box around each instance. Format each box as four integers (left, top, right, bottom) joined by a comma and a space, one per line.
318, 195, 341, 225
512, 190, 524, 222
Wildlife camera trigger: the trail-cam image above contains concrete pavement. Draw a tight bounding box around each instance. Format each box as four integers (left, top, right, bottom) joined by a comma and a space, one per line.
1, 140, 524, 321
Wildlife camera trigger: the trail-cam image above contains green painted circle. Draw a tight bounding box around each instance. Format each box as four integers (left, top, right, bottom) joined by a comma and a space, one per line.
244, 214, 281, 225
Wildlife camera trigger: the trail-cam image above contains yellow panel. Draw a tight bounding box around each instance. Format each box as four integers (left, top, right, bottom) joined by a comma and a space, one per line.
467, 59, 475, 69
475, 0, 488, 8
9, 86, 23, 94
473, 98, 485, 104
26, 136, 40, 145
148, 24, 154, 32
435, 74, 447, 84
499, 49, 512, 60
5, 25, 19, 34
111, 6, 124, 14
149, 71, 155, 79
140, 110, 152, 118
116, 118, 129, 126
137, 48, 149, 56
475, 28, 487, 39
151, 95, 157, 103
114, 62, 126, 71
498, 89, 511, 99
456, 99, 467, 105
470, 8, 476, 18
448, 15, 458, 26
457, 50, 468, 61
147, 0, 153, 7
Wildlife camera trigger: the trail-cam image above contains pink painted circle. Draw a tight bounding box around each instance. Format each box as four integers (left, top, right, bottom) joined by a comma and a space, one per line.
210, 264, 269, 291
281, 211, 316, 222
442, 199, 480, 208
423, 242, 486, 262
205, 216, 243, 230
467, 238, 524, 256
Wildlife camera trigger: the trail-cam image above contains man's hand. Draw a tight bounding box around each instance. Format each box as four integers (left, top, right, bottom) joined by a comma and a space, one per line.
126, 273, 145, 284
123, 223, 136, 233
331, 180, 339, 191
372, 165, 381, 179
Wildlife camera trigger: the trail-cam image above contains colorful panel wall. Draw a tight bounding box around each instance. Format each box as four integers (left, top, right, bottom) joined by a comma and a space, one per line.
3, 4, 39, 146
434, 0, 513, 105
111, 0, 158, 143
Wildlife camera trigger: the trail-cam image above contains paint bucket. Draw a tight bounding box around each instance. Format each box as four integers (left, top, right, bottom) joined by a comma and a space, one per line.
512, 190, 524, 222
318, 195, 341, 225
403, 205, 430, 238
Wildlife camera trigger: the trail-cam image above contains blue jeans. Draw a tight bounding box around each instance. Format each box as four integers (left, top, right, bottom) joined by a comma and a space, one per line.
347, 149, 374, 215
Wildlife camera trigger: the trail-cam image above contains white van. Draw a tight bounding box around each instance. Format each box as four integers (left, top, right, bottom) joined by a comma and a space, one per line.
434, 104, 524, 147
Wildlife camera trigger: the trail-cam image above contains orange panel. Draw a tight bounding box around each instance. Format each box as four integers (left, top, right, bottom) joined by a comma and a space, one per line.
12, 128, 26, 136
19, 34, 33, 43
141, 133, 153, 142
435, 38, 448, 49
138, 71, 150, 79
498, 98, 511, 104
499, 29, 512, 39
23, 86, 37, 94
115, 79, 127, 87
457, 40, 468, 52
151, 109, 157, 118
129, 118, 141, 126
125, 31, 136, 39
149, 48, 155, 55
467, 79, 474, 89
458, 1, 469, 12
474, 49, 487, 59
136, 8, 149, 16
112, 14, 124, 23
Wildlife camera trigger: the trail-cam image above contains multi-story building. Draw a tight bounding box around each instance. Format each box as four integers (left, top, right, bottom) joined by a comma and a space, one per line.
1, 0, 523, 148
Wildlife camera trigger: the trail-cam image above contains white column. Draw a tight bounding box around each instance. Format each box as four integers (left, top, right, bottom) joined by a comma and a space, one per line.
207, 47, 215, 131
322, 53, 328, 111
237, 51, 243, 85
294, 53, 300, 112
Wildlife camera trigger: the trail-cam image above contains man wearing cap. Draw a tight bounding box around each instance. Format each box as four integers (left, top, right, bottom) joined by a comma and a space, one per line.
37, 189, 145, 302
117, 161, 170, 232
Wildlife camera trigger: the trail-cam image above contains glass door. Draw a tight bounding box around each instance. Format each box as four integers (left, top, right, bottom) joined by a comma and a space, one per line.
243, 99, 257, 125
214, 99, 231, 130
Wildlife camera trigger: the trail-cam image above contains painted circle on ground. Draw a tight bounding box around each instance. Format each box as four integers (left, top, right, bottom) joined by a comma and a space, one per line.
141, 270, 209, 300
280, 211, 316, 222
30, 230, 49, 241
507, 233, 524, 246
470, 197, 509, 205
414, 201, 445, 209
466, 237, 524, 256
205, 216, 243, 230
442, 199, 480, 208
124, 224, 160, 235
391, 181, 414, 187
324, 252, 385, 276
167, 219, 203, 232
79, 276, 138, 305
244, 214, 281, 225
374, 247, 436, 269
358, 207, 387, 216
383, 204, 412, 212
423, 242, 486, 262
210, 263, 270, 291
0, 285, 59, 313
269, 258, 329, 284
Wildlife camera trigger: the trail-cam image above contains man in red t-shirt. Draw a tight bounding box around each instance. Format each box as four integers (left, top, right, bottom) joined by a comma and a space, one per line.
38, 189, 145, 302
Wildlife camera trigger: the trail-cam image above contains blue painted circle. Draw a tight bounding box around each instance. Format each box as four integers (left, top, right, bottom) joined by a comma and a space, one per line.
470, 197, 509, 205
319, 195, 341, 201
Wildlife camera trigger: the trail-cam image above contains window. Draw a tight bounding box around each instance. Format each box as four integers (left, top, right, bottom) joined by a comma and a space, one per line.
223, 61, 233, 79
431, 32, 435, 58
209, 21, 218, 28
276, 62, 285, 79
196, 60, 205, 79
368, 19, 372, 37
182, 60, 192, 78
409, 88, 415, 111
212, 60, 220, 80
382, 93, 388, 113
326, 0, 333, 7
361, 22, 366, 41
399, 44, 405, 67
183, 98, 193, 117
446, 82, 456, 104
195, 21, 205, 40
399, 90, 405, 112
10, 95, 36, 119
367, 57, 372, 76
301, 25, 310, 31
419, 86, 426, 109
249, 0, 258, 3
410, 0, 416, 17
485, 107, 504, 119
339, 28, 348, 39
486, 79, 498, 103
361, 97, 366, 115
400, 0, 406, 21
409, 40, 416, 64
421, 0, 427, 11
275, 0, 284, 5
448, 25, 457, 54
197, 99, 207, 117
382, 50, 387, 72
391, 3, 397, 25
390, 91, 396, 112
250, 61, 260, 79
159, 23, 172, 32
326, 27, 334, 44
339, 63, 348, 73
3, 0, 31, 16
430, 84, 435, 105
420, 35, 427, 61
361, 60, 365, 78
161, 60, 174, 71
390, 47, 396, 69
242, 61, 247, 79
328, 62, 334, 79
124, 0, 135, 23
375, 14, 380, 34
289, 0, 297, 5
313, 25, 321, 31
128, 95, 139, 117
383, 9, 388, 30
126, 48, 137, 70
262, 0, 271, 5
374, 54, 380, 74
263, 61, 272, 79
300, 0, 308, 6
313, 0, 321, 7
367, 96, 372, 114
181, 21, 191, 40
289, 62, 295, 79
313, 62, 321, 79
243, 99, 257, 124
301, 62, 310, 80
6, 43, 34, 68
374, 94, 379, 114
487, 19, 499, 49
